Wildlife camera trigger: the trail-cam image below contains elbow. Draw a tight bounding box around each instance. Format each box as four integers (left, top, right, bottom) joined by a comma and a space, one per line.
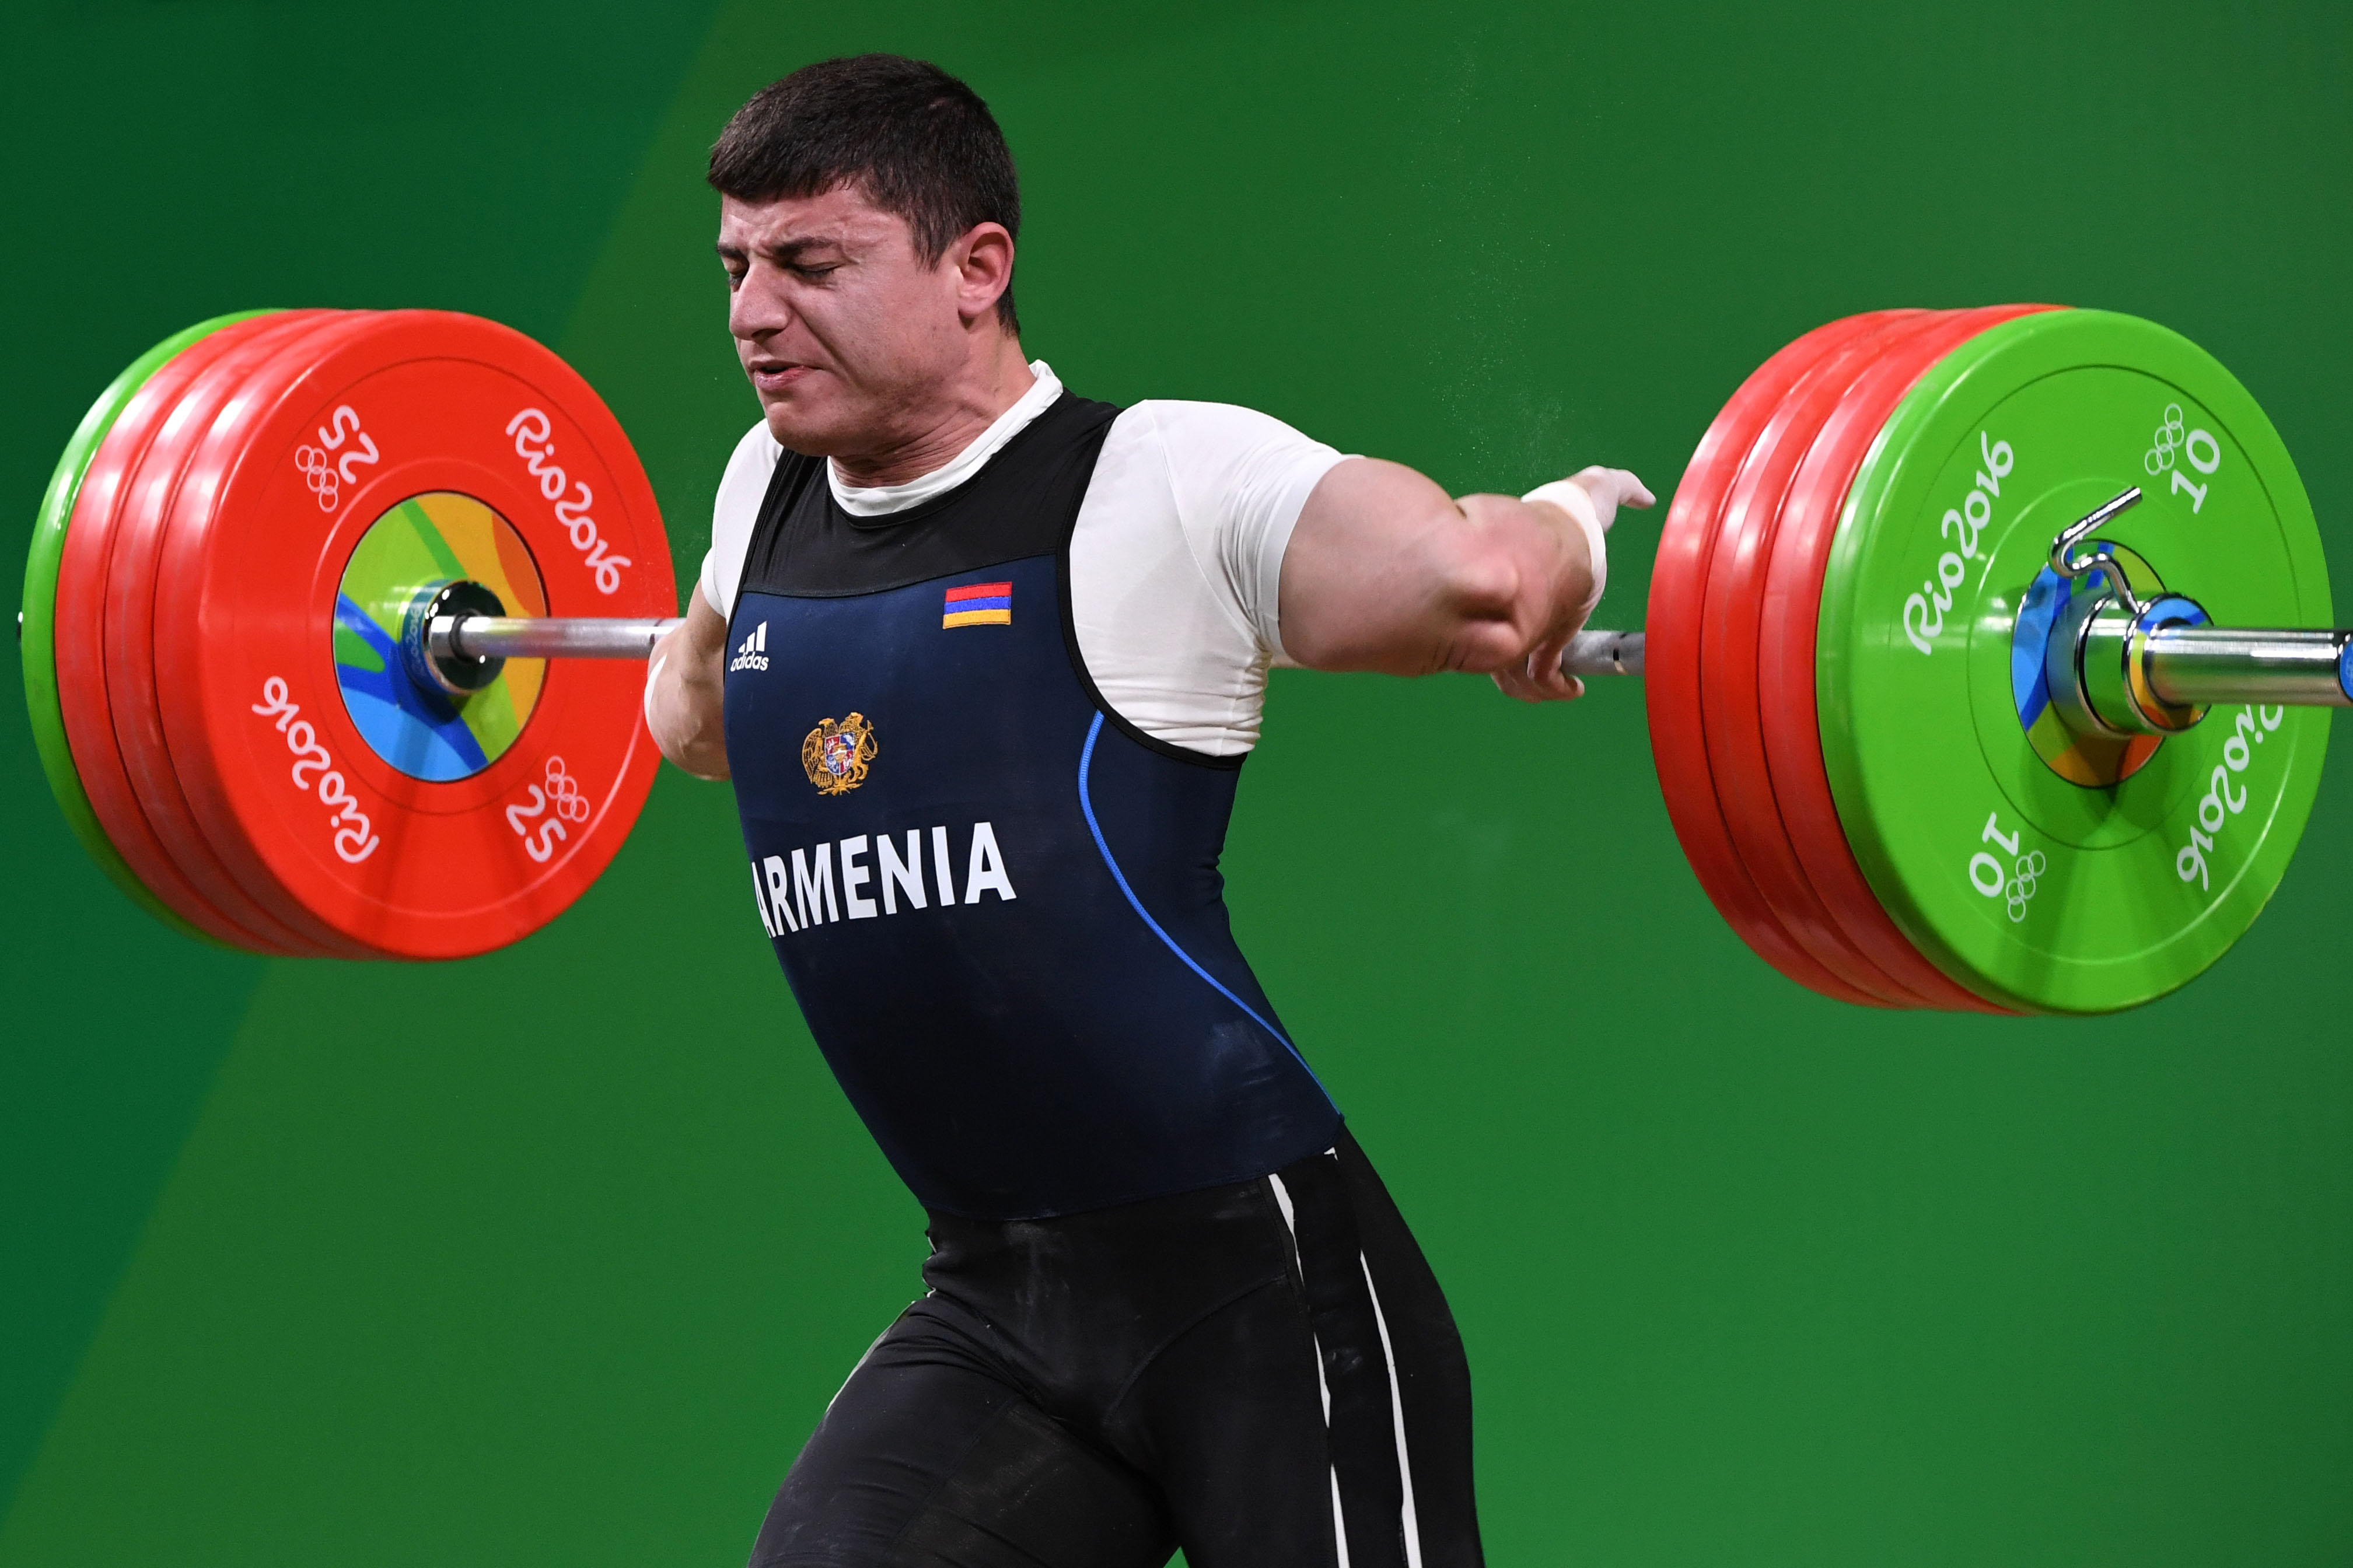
652, 729, 729, 782
1430, 542, 1536, 673
655, 711, 731, 781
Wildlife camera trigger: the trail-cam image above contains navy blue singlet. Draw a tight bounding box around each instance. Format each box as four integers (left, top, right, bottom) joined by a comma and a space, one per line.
723, 391, 1342, 1220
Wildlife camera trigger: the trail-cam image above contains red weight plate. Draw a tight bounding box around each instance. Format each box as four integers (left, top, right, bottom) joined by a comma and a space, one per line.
1758, 305, 2060, 1014
105, 311, 383, 958
101, 312, 375, 957
1646, 311, 1918, 1008
1700, 312, 1952, 1006
53, 313, 291, 950
153, 310, 671, 959
53, 310, 339, 954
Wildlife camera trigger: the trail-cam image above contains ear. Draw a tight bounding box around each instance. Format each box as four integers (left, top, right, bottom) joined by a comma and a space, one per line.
948, 222, 1015, 328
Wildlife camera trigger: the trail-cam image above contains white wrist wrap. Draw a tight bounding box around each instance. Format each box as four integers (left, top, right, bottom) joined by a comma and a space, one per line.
1522, 478, 1609, 622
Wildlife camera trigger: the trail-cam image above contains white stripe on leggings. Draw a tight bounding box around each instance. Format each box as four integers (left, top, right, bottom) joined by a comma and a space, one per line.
1267, 1172, 1348, 1565
1362, 1258, 1425, 1568
1268, 1165, 1425, 1568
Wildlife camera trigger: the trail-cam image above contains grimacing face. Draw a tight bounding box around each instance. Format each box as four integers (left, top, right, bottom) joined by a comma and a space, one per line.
716, 186, 1003, 461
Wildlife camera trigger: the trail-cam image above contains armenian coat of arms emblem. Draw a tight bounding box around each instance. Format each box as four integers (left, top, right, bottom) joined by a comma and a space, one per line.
800, 713, 877, 795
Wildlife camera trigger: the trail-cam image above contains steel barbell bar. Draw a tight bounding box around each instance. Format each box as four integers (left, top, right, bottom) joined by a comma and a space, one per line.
414, 492, 2352, 736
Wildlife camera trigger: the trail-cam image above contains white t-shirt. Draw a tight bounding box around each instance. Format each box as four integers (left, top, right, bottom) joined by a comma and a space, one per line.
698, 362, 1348, 757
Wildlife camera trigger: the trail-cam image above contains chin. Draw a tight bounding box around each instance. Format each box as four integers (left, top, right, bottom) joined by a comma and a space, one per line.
760, 397, 845, 457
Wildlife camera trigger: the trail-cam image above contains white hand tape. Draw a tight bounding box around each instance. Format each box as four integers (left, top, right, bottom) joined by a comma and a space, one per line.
645, 652, 668, 735
1522, 478, 1609, 623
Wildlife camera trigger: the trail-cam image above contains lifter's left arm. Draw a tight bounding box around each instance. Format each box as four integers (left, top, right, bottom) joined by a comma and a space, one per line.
1277, 460, 1653, 701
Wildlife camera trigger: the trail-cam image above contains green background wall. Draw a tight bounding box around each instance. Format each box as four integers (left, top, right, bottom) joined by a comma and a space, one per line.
5, 2, 2348, 1562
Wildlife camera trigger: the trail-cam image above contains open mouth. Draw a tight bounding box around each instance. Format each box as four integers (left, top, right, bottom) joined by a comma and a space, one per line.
747, 360, 810, 394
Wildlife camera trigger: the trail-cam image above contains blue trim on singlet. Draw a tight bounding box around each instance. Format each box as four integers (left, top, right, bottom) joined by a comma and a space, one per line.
1077, 713, 1333, 1104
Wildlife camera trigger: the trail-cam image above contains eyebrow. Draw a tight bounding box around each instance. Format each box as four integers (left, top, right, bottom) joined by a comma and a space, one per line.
715, 234, 847, 264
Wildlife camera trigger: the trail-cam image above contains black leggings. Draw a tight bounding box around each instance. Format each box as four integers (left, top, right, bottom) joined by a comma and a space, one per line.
749, 1131, 1483, 1567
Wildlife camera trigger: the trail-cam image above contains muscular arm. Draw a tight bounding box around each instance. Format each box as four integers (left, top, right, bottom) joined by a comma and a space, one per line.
646, 589, 732, 779
1276, 459, 1652, 701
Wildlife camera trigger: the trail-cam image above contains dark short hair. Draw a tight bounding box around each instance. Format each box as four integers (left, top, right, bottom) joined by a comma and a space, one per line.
709, 55, 1021, 333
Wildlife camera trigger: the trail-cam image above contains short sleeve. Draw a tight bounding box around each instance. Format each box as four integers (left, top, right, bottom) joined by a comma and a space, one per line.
1141, 402, 1348, 658
698, 421, 782, 622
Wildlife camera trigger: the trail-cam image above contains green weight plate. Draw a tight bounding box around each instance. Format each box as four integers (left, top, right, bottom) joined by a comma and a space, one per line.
1819, 309, 2330, 1014
20, 313, 271, 944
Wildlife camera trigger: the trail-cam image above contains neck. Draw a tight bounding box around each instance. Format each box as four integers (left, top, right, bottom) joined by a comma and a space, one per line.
831, 334, 1037, 489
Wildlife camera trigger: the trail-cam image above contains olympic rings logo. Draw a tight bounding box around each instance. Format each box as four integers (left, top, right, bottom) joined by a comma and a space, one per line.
544, 755, 591, 824
2006, 849, 2046, 923
506, 755, 592, 863
291, 407, 381, 515
2144, 403, 2187, 476
294, 444, 341, 512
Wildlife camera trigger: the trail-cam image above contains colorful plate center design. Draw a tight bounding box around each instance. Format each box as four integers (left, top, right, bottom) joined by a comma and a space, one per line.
335, 491, 547, 781
2010, 541, 2165, 787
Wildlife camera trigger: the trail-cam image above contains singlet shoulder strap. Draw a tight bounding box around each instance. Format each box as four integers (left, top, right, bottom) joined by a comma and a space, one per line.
738, 446, 823, 595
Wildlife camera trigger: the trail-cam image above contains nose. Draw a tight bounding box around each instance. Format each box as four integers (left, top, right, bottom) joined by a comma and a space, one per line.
729, 262, 790, 344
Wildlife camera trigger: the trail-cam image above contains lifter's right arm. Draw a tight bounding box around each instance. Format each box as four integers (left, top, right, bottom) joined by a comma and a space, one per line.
646, 589, 731, 780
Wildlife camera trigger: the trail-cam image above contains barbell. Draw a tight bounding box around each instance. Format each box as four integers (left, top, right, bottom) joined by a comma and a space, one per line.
19, 306, 2342, 1010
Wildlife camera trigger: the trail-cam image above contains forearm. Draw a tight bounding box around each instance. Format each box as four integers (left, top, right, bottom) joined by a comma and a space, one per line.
1279, 460, 1599, 682
646, 590, 732, 779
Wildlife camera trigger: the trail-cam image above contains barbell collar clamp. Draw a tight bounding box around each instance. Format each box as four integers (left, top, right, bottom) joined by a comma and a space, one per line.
404, 581, 511, 702
2050, 486, 2150, 617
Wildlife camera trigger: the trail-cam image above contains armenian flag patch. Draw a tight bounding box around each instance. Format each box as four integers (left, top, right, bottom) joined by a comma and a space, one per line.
942, 580, 1013, 628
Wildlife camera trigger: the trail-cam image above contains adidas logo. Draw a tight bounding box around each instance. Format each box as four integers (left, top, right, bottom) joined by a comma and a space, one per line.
729, 620, 771, 673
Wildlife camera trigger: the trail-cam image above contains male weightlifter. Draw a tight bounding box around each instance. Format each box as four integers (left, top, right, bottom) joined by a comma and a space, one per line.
645, 54, 1652, 1567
